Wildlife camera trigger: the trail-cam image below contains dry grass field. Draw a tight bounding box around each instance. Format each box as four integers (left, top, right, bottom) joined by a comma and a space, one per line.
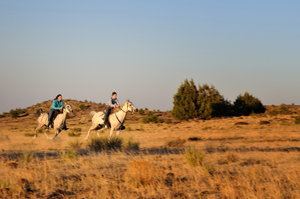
0, 100, 300, 198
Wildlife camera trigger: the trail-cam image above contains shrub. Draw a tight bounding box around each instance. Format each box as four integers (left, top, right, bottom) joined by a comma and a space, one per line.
68, 139, 83, 150
79, 104, 87, 111
86, 136, 123, 151
233, 92, 265, 116
126, 160, 158, 188
70, 127, 81, 132
9, 109, 19, 118
60, 150, 77, 162
68, 132, 81, 137
19, 151, 36, 163
142, 111, 162, 124
184, 146, 205, 167
172, 79, 199, 120
294, 117, 300, 125
166, 138, 186, 148
24, 133, 35, 137
197, 84, 232, 119
202, 163, 215, 175
123, 137, 140, 150
138, 109, 145, 115
172, 79, 232, 120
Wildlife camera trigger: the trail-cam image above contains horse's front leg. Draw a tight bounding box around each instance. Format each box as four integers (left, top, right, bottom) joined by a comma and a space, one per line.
49, 129, 60, 140
109, 128, 115, 141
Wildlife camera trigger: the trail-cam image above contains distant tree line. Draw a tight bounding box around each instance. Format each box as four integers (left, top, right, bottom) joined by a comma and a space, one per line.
172, 79, 265, 120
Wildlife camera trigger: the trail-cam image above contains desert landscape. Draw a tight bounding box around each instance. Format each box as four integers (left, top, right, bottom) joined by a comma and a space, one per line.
0, 100, 300, 198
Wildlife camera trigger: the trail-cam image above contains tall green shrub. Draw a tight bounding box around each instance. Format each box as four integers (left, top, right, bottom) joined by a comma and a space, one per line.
197, 84, 230, 119
233, 92, 265, 116
172, 79, 199, 120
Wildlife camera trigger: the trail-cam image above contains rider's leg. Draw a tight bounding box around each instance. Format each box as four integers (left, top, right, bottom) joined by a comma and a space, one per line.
103, 107, 111, 121
47, 109, 55, 127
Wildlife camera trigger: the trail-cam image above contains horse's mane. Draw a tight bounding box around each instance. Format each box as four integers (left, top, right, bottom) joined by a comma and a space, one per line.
112, 100, 130, 113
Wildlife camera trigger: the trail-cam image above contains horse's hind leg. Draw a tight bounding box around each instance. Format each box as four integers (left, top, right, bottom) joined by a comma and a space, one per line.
85, 124, 98, 140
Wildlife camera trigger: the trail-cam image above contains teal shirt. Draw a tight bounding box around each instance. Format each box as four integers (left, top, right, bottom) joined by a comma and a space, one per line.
51, 99, 64, 110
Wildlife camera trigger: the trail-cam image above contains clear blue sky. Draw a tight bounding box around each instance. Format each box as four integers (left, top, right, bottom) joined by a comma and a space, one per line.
1, 1, 299, 113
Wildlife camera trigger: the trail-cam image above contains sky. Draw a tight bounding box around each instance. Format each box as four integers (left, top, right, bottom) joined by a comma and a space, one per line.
0, 1, 299, 113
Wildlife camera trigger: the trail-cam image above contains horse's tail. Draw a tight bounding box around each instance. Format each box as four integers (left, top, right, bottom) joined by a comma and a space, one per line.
89, 111, 96, 117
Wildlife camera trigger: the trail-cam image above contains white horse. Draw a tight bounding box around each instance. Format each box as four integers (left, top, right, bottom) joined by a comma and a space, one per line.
85, 100, 138, 140
33, 103, 73, 140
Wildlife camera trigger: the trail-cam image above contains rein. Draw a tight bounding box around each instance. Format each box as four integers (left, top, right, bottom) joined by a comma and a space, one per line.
114, 102, 129, 127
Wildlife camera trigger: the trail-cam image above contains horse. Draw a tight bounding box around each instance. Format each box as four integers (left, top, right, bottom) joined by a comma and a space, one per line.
85, 100, 138, 140
33, 103, 73, 140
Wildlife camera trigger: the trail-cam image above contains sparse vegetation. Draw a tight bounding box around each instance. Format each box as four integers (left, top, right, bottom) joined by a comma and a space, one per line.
1, 99, 300, 198
142, 111, 162, 123
79, 104, 87, 111
123, 137, 140, 150
294, 116, 300, 125
24, 132, 35, 137
166, 138, 186, 148
138, 109, 144, 115
19, 151, 36, 163
68, 139, 83, 149
184, 146, 205, 167
86, 136, 123, 151
60, 150, 77, 162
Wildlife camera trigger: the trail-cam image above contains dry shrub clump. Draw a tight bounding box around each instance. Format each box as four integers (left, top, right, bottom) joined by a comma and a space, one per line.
184, 146, 205, 167
123, 137, 140, 150
166, 138, 186, 148
86, 136, 123, 151
126, 160, 162, 188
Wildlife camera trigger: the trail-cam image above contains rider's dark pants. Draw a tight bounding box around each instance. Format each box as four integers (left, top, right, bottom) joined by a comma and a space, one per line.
103, 107, 112, 121
48, 109, 56, 123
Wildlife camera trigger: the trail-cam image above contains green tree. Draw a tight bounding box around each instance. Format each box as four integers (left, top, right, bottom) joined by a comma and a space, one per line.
233, 92, 265, 116
172, 79, 199, 120
197, 84, 230, 119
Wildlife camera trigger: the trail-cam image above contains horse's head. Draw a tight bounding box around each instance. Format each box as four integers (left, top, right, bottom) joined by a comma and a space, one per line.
125, 100, 138, 113
64, 103, 73, 113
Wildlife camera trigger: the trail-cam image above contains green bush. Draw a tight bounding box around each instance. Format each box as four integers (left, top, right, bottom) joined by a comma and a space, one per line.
184, 146, 205, 167
79, 104, 87, 111
233, 92, 265, 116
142, 111, 162, 123
197, 84, 231, 119
172, 79, 231, 120
172, 79, 199, 120
138, 109, 145, 115
9, 109, 19, 118
172, 79, 265, 120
